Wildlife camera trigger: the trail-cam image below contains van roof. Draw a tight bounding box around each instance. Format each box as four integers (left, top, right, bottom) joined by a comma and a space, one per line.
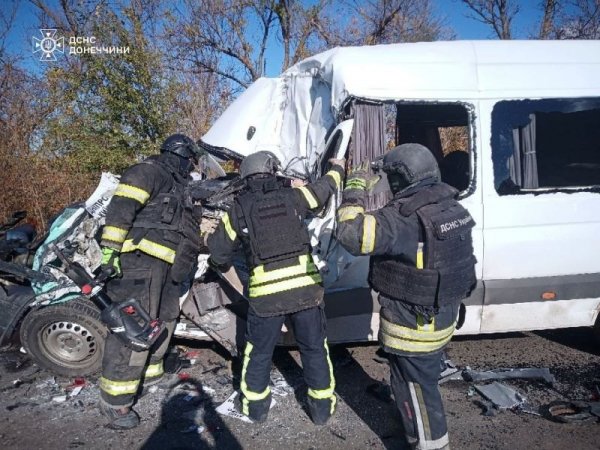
285, 40, 600, 109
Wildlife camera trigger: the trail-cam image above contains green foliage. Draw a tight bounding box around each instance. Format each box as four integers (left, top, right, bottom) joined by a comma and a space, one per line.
41, 5, 179, 174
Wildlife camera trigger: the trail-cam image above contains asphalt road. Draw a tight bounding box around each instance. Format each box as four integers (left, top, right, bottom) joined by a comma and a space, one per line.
0, 327, 598, 449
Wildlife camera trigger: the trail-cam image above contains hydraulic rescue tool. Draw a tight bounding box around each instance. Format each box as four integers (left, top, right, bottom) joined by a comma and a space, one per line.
51, 244, 166, 351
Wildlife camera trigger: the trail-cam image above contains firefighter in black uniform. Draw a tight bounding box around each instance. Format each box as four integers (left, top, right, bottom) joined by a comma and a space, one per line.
336, 143, 476, 450
98, 134, 203, 429
208, 151, 345, 425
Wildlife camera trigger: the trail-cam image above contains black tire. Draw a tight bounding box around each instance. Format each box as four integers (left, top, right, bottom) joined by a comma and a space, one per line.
20, 299, 107, 377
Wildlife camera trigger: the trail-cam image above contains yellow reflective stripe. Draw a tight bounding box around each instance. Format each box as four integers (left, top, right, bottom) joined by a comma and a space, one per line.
295, 186, 319, 209
114, 183, 150, 204
99, 377, 140, 396
249, 273, 322, 297
416, 242, 424, 270
345, 178, 366, 190
338, 205, 364, 222
101, 225, 128, 244
382, 332, 453, 353
361, 214, 376, 254
144, 361, 164, 378
326, 169, 342, 189
381, 317, 454, 342
241, 342, 271, 401
308, 338, 336, 401
221, 212, 237, 241
121, 238, 176, 264
250, 255, 318, 286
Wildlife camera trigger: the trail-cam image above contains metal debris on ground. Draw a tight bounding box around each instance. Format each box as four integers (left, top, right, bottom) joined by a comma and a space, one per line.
474, 398, 498, 417
438, 359, 466, 384
463, 367, 555, 385
270, 373, 294, 397
543, 401, 599, 424
474, 382, 526, 410
69, 386, 83, 397
202, 385, 216, 395
52, 395, 67, 403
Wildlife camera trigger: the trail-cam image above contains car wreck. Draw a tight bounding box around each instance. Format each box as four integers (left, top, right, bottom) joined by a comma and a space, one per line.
2, 40, 600, 376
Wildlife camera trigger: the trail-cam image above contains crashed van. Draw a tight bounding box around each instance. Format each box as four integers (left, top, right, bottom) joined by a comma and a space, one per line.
201, 40, 600, 343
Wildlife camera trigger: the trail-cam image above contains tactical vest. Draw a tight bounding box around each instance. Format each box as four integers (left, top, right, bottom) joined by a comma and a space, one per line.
369, 184, 476, 307
235, 178, 311, 267
129, 159, 202, 281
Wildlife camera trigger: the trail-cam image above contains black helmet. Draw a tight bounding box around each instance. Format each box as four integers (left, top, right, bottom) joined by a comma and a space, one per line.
240, 151, 281, 179
382, 143, 440, 193
160, 134, 201, 162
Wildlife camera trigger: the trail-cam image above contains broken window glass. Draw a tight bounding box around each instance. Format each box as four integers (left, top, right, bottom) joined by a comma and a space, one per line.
491, 97, 600, 195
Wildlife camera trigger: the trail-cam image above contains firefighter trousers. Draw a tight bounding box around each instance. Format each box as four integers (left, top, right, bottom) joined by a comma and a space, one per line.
389, 351, 449, 450
99, 252, 181, 409
241, 305, 336, 423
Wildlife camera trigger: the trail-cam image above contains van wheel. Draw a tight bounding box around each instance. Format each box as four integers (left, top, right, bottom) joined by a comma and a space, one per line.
20, 299, 106, 377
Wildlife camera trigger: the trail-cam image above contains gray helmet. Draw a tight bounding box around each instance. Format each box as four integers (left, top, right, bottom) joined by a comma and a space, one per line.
160, 134, 201, 162
240, 151, 281, 179
382, 143, 440, 192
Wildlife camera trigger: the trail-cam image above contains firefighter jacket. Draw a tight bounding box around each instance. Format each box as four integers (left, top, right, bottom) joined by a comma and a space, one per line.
100, 154, 202, 283
208, 165, 344, 317
335, 176, 476, 355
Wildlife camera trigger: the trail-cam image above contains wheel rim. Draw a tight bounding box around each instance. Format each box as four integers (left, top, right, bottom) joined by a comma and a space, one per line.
40, 320, 98, 364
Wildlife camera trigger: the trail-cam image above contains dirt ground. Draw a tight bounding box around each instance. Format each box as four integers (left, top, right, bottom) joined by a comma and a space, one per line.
0, 327, 598, 450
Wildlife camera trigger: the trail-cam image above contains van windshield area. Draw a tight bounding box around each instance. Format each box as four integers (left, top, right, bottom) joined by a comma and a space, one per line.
492, 98, 600, 195
346, 100, 474, 210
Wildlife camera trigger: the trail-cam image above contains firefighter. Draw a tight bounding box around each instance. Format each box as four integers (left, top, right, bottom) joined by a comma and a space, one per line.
336, 143, 476, 450
98, 134, 203, 429
207, 151, 345, 425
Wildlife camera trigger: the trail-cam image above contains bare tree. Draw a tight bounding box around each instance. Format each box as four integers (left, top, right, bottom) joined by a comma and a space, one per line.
462, 0, 519, 39
345, 0, 449, 44
554, 0, 600, 38
539, 0, 559, 38
168, 0, 328, 91
171, 0, 449, 92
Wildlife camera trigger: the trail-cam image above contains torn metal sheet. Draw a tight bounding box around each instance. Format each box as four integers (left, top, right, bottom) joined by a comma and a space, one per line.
474, 382, 526, 409
463, 367, 555, 384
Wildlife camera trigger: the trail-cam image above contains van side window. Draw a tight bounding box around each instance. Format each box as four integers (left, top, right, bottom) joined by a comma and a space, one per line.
492, 98, 600, 195
347, 100, 474, 210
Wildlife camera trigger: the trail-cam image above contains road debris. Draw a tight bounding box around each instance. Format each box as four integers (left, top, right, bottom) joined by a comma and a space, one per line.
464, 368, 555, 385
474, 382, 526, 410
543, 401, 599, 424
270, 373, 294, 397
52, 395, 67, 403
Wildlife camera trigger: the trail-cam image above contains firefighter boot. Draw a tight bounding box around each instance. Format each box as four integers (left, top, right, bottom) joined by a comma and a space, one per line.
99, 403, 140, 430
307, 395, 336, 425
236, 392, 272, 423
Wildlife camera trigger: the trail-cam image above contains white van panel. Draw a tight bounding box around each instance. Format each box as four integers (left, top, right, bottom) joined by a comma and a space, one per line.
480, 298, 600, 332
478, 100, 600, 279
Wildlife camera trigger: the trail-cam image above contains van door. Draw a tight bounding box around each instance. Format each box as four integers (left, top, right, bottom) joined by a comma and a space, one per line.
481, 97, 600, 333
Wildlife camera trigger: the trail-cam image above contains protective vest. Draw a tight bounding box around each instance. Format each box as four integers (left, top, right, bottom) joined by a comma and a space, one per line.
232, 177, 322, 317
126, 159, 202, 282
235, 178, 311, 267
369, 184, 476, 307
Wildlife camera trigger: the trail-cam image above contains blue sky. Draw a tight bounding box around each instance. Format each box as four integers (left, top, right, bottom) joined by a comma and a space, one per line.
4, 0, 543, 77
